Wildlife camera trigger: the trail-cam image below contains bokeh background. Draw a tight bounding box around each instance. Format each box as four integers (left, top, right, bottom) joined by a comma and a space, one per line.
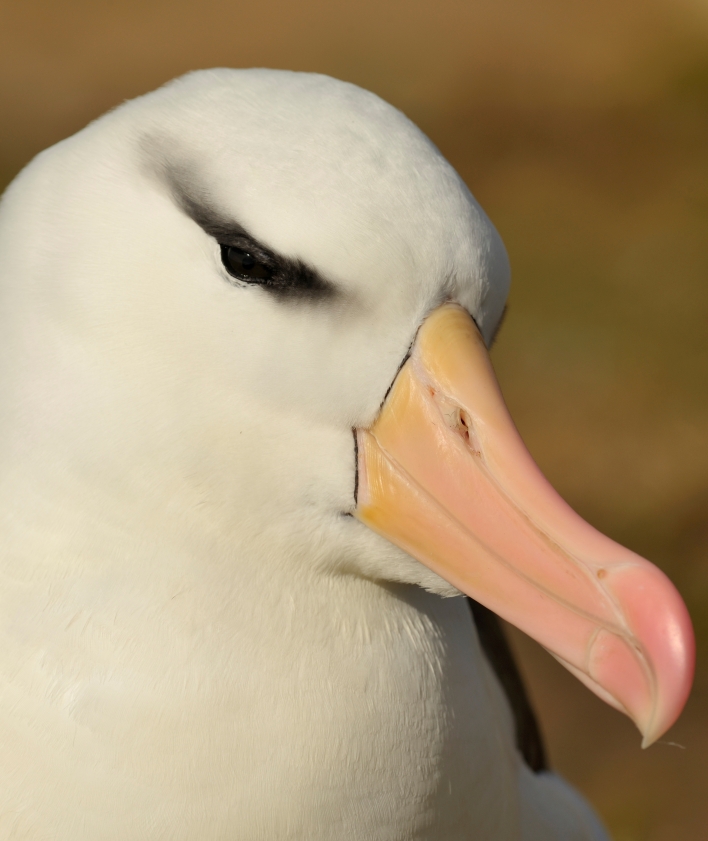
1, 1, 706, 838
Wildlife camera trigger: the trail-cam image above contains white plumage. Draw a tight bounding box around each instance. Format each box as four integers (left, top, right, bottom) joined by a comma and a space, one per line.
0, 69, 608, 839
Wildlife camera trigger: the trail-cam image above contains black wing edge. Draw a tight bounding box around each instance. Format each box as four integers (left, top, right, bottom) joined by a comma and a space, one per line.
467, 597, 548, 773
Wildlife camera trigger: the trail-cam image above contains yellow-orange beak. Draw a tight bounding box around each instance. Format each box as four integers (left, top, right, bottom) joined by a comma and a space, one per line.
355, 304, 694, 746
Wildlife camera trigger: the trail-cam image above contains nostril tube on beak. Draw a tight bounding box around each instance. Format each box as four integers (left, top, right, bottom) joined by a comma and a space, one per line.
431, 390, 481, 456
356, 303, 695, 745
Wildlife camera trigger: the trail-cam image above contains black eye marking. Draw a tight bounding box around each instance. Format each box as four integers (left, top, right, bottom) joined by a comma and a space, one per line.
214, 231, 334, 301
144, 148, 338, 304
197, 204, 336, 302
221, 245, 273, 282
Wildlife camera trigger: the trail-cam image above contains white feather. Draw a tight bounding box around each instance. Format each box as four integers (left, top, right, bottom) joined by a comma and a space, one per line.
0, 68, 607, 839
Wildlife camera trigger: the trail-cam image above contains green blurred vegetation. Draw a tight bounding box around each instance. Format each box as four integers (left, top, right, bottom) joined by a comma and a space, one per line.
1, 1, 706, 838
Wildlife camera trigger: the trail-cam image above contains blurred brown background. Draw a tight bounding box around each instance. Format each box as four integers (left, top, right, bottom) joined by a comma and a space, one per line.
1, 1, 706, 838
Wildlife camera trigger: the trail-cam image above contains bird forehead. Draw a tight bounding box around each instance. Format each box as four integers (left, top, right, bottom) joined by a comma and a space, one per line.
140, 68, 447, 195
5, 69, 507, 348
132, 69, 489, 282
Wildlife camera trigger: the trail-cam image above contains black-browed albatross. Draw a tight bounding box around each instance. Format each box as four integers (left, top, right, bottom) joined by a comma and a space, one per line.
0, 68, 694, 840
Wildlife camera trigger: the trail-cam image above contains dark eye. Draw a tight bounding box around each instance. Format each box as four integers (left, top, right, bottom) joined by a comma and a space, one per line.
220, 245, 273, 282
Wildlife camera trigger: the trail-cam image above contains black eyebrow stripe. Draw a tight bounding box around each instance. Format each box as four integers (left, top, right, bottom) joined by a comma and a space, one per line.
145, 145, 338, 303
170, 181, 250, 244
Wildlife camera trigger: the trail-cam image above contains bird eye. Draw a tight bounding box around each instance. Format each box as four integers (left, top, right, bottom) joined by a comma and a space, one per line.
221, 245, 273, 282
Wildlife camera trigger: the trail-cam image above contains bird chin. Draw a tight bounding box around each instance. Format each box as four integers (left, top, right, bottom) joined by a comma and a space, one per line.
331, 516, 463, 597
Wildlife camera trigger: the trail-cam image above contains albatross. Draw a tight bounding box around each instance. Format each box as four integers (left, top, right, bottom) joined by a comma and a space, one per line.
0, 68, 694, 840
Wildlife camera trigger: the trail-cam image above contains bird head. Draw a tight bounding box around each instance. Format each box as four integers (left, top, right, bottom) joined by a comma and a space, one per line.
0, 68, 693, 747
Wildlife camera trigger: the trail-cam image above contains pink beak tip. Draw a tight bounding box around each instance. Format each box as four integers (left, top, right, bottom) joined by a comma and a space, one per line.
607, 563, 696, 748
355, 304, 697, 744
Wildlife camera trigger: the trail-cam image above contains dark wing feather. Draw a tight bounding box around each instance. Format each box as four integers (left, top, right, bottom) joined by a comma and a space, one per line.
467, 597, 547, 773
